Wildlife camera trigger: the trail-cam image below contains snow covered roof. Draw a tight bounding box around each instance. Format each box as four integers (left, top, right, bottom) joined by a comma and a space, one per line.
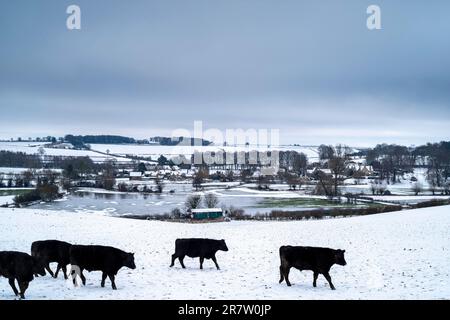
191, 208, 223, 213
308, 168, 332, 174
129, 172, 143, 177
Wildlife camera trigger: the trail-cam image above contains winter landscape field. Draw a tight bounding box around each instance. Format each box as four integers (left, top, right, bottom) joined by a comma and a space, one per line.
1, 205, 449, 300
2, 1, 450, 307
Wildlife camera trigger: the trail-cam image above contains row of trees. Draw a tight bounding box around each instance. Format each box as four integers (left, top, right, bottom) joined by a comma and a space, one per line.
185, 193, 219, 210
169, 193, 220, 219
64, 135, 138, 148
14, 182, 60, 205
0, 151, 42, 168
364, 142, 450, 190
366, 144, 415, 183
415, 142, 450, 189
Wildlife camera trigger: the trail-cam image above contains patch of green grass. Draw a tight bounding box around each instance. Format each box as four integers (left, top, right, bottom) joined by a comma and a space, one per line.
0, 189, 30, 197
257, 197, 382, 208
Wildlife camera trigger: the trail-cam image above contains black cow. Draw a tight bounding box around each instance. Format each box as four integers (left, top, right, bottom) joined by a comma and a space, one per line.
0, 251, 46, 299
170, 238, 228, 270
31, 240, 72, 279
279, 246, 347, 290
69, 245, 136, 290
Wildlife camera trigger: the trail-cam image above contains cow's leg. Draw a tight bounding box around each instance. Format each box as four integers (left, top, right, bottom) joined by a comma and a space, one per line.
108, 274, 117, 290
8, 278, 19, 296
70, 266, 82, 286
170, 254, 177, 267
55, 264, 62, 279
79, 269, 86, 286
179, 255, 186, 269
45, 263, 55, 278
323, 272, 335, 290
62, 265, 68, 280
101, 272, 107, 287
18, 281, 29, 299
279, 266, 285, 284
211, 255, 220, 270
71, 268, 77, 286
283, 266, 292, 286
313, 271, 319, 287
199, 257, 204, 269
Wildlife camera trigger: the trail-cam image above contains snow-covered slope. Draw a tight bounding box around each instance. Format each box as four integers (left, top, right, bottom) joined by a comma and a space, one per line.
0, 142, 132, 163
89, 144, 320, 161
0, 206, 449, 300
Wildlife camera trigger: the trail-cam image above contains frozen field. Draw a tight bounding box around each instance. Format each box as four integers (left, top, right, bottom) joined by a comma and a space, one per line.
0, 205, 449, 300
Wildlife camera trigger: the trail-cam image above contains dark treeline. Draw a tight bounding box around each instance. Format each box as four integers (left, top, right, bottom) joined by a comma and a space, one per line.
64, 135, 212, 148
0, 151, 42, 168
150, 136, 212, 146
317, 142, 450, 187
65, 135, 139, 148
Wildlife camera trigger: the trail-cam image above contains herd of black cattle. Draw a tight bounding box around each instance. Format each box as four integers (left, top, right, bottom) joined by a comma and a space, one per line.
0, 239, 347, 299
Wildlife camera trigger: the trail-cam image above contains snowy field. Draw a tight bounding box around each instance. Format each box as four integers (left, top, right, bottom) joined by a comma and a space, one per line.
1, 205, 449, 300
0, 195, 15, 206
0, 141, 321, 163
89, 144, 321, 161
0, 142, 132, 163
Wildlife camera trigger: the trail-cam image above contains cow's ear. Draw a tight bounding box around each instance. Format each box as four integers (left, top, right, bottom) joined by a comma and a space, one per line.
342, 250, 346, 253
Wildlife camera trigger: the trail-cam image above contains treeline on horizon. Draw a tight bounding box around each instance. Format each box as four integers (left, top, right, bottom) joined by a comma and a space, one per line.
63, 134, 212, 148
1, 140, 449, 170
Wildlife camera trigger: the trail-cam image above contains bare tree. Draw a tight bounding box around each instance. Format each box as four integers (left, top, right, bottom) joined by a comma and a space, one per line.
314, 170, 334, 197
328, 144, 351, 197
292, 152, 308, 175
97, 160, 116, 190
427, 170, 438, 195
287, 175, 301, 190
318, 145, 335, 161
370, 181, 377, 195
412, 182, 423, 196
204, 193, 219, 208
155, 176, 164, 193
193, 167, 208, 191
185, 194, 202, 210
42, 169, 59, 185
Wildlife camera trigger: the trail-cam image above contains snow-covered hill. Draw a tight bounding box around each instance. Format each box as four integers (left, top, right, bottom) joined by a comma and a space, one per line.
0, 206, 449, 300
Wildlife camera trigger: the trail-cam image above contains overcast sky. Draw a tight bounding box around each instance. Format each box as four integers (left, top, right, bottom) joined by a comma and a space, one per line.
1, 0, 449, 147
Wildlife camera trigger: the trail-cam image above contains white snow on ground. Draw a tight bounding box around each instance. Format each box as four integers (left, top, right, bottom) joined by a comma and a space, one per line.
0, 142, 132, 163
0, 196, 14, 206
0, 206, 449, 300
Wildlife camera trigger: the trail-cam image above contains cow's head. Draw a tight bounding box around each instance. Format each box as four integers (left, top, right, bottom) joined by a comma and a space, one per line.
219, 239, 229, 252
32, 257, 46, 276
334, 249, 347, 266
124, 252, 136, 270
